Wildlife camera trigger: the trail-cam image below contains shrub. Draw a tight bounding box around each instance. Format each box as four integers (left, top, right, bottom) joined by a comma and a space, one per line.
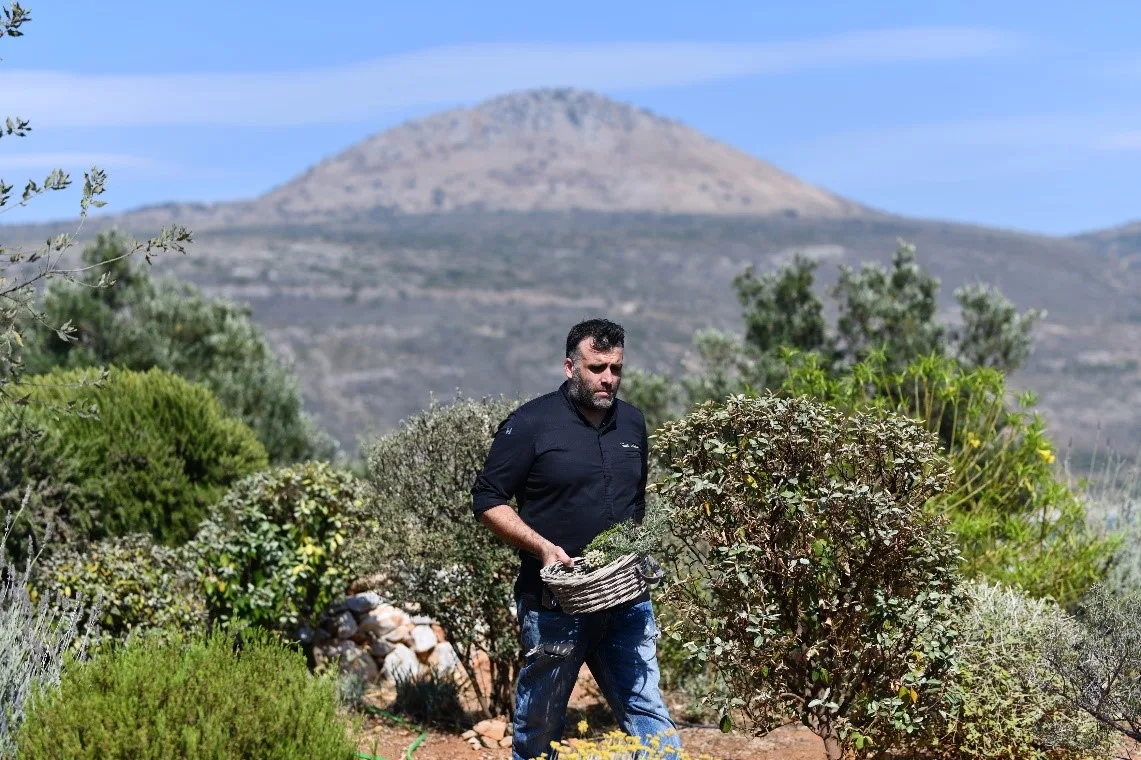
1, 492, 99, 758
14, 625, 359, 759
0, 366, 268, 554
780, 350, 1116, 605
188, 460, 364, 639
654, 392, 963, 760
350, 394, 523, 720
22, 230, 336, 465
30, 533, 205, 645
1036, 583, 1141, 751
904, 581, 1112, 759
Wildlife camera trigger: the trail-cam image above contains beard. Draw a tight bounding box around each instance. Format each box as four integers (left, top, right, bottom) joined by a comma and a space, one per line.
568, 367, 617, 411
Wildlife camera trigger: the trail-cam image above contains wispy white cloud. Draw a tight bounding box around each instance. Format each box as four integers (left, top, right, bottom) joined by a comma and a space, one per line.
1, 152, 164, 170
0, 26, 1023, 128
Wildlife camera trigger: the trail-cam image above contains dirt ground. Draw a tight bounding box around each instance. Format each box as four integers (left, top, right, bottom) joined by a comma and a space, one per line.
354, 665, 827, 760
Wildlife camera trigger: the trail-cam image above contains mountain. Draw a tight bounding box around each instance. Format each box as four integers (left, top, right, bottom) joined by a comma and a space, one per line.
5, 88, 1140, 465
256, 88, 868, 220
1076, 220, 1141, 270
101, 88, 869, 232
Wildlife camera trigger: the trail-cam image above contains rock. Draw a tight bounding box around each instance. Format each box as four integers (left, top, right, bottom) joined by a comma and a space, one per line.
431, 623, 447, 642
411, 624, 438, 653
315, 640, 378, 683
331, 611, 357, 639
343, 648, 379, 682
298, 621, 332, 646
343, 591, 383, 614
367, 638, 395, 659
428, 642, 460, 673
410, 615, 434, 625
499, 736, 513, 748
461, 730, 477, 740
357, 609, 400, 638
480, 736, 498, 749
474, 719, 508, 742
313, 638, 355, 668
382, 644, 421, 681
383, 623, 412, 645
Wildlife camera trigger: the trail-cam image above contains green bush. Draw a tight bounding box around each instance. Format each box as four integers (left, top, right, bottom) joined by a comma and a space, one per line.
349, 394, 522, 720
14, 625, 358, 759
1035, 583, 1141, 753
30, 533, 205, 645
22, 230, 336, 465
905, 581, 1112, 759
655, 392, 963, 760
0, 366, 268, 555
780, 351, 1115, 605
188, 460, 364, 638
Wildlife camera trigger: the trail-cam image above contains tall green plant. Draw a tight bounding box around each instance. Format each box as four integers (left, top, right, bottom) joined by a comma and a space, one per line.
779, 350, 1115, 604
349, 395, 522, 720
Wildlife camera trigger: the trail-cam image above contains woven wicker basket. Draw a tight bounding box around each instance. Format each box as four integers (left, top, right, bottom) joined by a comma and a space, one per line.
539, 553, 664, 615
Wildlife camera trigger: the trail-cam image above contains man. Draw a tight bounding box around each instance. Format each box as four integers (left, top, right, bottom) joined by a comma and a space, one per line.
471, 318, 681, 760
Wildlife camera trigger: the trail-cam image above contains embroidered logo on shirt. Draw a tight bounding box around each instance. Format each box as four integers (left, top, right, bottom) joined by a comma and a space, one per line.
504, 426, 513, 435
620, 442, 640, 449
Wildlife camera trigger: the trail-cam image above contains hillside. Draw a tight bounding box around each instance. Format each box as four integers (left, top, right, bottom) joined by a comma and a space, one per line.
3, 88, 1139, 463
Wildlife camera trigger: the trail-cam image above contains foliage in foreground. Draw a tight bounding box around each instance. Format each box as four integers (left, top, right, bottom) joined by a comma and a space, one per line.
546, 728, 715, 760
21, 230, 336, 465
0, 366, 268, 556
188, 461, 365, 640
906, 581, 1112, 760
780, 351, 1115, 605
1, 494, 98, 758
1037, 583, 1141, 750
30, 533, 205, 645
15, 625, 358, 760
351, 394, 523, 720
655, 392, 963, 759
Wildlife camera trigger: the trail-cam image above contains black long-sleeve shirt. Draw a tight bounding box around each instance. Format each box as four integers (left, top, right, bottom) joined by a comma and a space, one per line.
471, 380, 648, 609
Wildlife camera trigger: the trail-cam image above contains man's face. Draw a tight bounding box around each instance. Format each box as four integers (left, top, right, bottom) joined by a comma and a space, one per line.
565, 339, 623, 412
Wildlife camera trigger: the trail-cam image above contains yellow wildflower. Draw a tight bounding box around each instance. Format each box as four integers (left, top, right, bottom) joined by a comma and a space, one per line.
1037, 447, 1055, 464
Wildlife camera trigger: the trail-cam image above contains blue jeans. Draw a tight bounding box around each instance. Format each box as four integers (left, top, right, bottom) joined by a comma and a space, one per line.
512, 597, 682, 760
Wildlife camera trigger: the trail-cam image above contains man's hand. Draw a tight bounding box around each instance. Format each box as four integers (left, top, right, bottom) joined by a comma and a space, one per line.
477, 504, 574, 568
540, 543, 574, 569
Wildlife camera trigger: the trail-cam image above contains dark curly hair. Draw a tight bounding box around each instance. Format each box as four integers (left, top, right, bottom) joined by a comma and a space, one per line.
565, 318, 625, 360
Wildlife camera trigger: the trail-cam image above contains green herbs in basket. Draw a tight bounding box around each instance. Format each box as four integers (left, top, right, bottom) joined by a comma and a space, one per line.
581, 510, 668, 569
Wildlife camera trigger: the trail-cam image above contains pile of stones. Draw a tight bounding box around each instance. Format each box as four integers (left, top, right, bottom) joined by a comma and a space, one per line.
462, 719, 513, 751
307, 591, 460, 683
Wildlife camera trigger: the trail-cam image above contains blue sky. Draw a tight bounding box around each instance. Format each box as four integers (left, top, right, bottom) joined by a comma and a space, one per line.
4, 0, 1141, 235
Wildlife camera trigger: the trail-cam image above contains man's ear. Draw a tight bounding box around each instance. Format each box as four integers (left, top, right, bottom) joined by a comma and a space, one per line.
564, 357, 574, 379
